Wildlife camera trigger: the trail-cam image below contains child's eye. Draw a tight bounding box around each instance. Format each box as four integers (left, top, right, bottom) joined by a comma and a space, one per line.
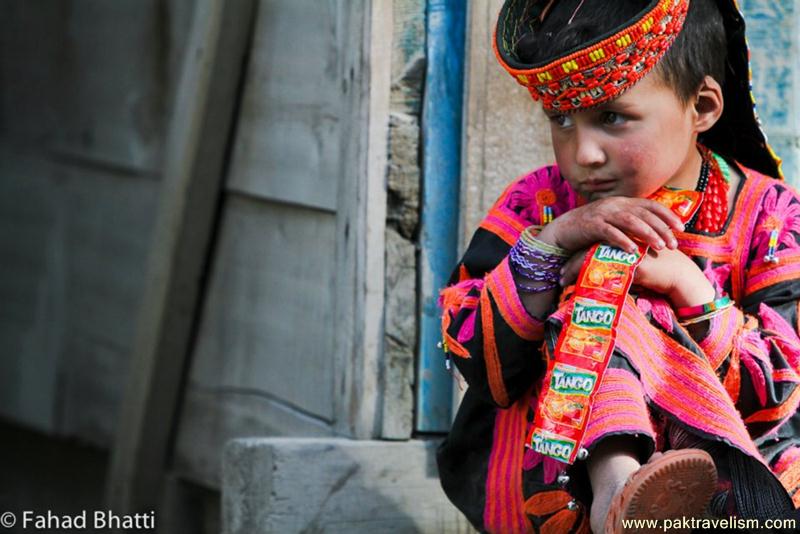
601, 112, 626, 126
548, 114, 573, 128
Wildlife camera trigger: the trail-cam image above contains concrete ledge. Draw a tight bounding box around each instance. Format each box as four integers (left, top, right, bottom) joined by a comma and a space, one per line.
222, 438, 476, 534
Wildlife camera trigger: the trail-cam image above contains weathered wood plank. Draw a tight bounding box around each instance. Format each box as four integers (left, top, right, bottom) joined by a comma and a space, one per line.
225, 0, 348, 211
0, 149, 61, 433
105, 0, 257, 514
222, 438, 478, 534
2, 0, 167, 173
174, 389, 335, 489
54, 164, 159, 446
330, 0, 389, 440
183, 195, 337, 421
0, 147, 159, 439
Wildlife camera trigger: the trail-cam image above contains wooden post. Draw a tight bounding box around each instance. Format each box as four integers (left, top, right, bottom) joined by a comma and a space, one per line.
105, 0, 256, 515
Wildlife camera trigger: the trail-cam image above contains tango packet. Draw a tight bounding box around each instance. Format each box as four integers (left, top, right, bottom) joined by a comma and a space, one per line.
526, 188, 702, 464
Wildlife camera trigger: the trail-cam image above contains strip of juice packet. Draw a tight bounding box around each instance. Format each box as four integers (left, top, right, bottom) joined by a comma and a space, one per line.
526, 188, 702, 464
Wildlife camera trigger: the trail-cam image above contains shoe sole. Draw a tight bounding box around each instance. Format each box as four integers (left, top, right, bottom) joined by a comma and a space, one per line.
606, 449, 718, 533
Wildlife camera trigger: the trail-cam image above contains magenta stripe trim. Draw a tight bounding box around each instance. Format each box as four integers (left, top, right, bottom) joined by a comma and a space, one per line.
746, 262, 800, 294
486, 258, 544, 341
481, 213, 524, 241
699, 306, 740, 369
616, 306, 763, 461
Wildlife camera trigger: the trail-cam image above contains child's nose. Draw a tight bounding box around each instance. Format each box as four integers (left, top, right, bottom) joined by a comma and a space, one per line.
574, 129, 606, 167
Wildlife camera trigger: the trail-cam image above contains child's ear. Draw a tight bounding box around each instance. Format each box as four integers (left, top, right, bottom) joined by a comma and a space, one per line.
693, 75, 724, 134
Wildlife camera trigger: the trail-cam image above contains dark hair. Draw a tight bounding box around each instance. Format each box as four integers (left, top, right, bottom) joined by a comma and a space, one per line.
515, 0, 727, 103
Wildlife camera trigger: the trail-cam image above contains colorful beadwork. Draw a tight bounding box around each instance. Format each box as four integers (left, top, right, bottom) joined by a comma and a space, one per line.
765, 229, 781, 264
493, 0, 689, 111
692, 146, 731, 234
536, 189, 556, 223
676, 296, 733, 320
542, 205, 554, 224
510, 227, 569, 293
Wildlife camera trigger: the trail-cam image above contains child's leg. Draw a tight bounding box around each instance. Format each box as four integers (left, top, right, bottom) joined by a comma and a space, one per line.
586, 435, 642, 534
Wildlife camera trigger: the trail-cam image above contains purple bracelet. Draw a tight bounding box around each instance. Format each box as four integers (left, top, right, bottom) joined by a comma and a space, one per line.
514, 278, 559, 294
509, 229, 567, 292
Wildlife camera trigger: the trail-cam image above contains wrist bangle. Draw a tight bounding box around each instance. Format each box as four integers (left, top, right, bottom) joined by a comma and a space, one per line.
679, 307, 728, 325
519, 226, 570, 257
675, 295, 732, 320
514, 278, 559, 294
509, 226, 569, 292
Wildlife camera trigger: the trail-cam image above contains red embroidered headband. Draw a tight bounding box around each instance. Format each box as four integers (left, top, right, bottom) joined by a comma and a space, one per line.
494, 0, 690, 111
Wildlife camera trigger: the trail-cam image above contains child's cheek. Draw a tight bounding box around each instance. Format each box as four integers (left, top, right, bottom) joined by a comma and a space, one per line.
618, 141, 658, 192
618, 141, 651, 173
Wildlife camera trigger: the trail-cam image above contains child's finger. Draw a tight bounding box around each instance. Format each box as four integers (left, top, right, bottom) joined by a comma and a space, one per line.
642, 199, 686, 231
609, 213, 666, 251
559, 251, 587, 286
634, 208, 678, 249
600, 224, 639, 253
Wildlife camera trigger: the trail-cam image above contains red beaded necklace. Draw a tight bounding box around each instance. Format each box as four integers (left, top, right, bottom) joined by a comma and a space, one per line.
692, 146, 730, 233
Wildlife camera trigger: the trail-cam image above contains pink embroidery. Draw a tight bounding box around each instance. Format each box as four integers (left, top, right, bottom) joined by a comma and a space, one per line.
734, 322, 773, 407
437, 278, 484, 343
457, 313, 477, 344
759, 302, 799, 341
702, 262, 732, 294
774, 446, 800, 474
522, 448, 566, 484
751, 186, 800, 259
440, 279, 484, 344
636, 294, 674, 333
759, 303, 800, 372
504, 166, 578, 224
438, 278, 483, 309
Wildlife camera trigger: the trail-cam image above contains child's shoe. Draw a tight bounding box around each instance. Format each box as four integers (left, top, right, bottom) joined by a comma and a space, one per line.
604, 449, 718, 533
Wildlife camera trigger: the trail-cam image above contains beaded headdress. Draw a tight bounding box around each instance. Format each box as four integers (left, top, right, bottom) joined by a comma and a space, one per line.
494, 0, 689, 112
494, 0, 783, 179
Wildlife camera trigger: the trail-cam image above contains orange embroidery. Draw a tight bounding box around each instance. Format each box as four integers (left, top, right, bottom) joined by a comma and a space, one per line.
458, 264, 471, 282
540, 508, 578, 534
481, 290, 510, 407
745, 385, 800, 424
536, 189, 557, 205
724, 349, 742, 404
523, 490, 573, 516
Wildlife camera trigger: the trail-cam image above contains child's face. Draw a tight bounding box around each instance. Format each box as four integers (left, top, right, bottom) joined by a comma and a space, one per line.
545, 73, 701, 201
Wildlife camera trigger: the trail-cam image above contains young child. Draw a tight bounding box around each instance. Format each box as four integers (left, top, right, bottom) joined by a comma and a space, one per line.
437, 0, 800, 532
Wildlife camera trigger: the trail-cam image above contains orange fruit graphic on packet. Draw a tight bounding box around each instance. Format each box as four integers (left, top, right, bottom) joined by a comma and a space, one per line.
585, 263, 627, 292
543, 394, 586, 428
565, 328, 608, 360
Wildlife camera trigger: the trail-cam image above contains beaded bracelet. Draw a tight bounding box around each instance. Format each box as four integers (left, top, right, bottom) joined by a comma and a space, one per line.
518, 226, 570, 257
509, 226, 570, 293
679, 306, 731, 325
675, 296, 732, 320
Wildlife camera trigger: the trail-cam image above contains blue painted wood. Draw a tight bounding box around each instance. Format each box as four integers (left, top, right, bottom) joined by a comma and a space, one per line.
417, 0, 466, 432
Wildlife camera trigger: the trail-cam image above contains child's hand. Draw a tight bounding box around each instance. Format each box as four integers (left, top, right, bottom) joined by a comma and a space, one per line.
560, 247, 715, 305
538, 197, 685, 254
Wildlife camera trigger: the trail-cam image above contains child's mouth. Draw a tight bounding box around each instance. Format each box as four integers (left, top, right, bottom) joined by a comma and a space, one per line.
583, 180, 616, 192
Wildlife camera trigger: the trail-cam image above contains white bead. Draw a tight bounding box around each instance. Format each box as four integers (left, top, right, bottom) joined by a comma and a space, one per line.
567, 500, 578, 511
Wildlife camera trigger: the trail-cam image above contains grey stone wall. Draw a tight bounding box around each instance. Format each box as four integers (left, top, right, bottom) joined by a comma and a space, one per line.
382, 0, 426, 439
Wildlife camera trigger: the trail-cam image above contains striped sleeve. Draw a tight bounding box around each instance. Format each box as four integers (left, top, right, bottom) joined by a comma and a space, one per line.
710, 182, 800, 438
439, 166, 576, 407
